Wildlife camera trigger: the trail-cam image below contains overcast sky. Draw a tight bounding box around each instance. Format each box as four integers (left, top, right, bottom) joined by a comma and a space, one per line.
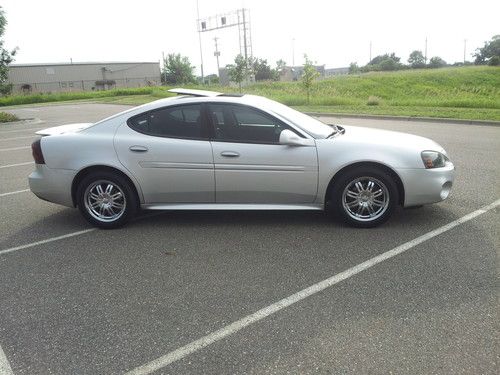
2, 0, 499, 75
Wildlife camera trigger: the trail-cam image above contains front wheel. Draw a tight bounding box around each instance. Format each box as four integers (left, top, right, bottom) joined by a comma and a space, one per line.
76, 172, 137, 229
330, 167, 399, 228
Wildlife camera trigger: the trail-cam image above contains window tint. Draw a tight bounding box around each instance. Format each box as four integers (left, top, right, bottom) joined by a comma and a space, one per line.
208, 104, 298, 144
129, 104, 204, 139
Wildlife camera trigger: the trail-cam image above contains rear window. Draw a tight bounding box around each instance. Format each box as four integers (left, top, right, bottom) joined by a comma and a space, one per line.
128, 104, 204, 139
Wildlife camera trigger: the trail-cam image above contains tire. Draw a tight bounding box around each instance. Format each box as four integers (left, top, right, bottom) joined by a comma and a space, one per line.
76, 171, 137, 229
330, 167, 399, 228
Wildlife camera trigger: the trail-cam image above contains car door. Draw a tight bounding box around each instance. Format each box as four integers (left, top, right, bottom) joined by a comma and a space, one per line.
207, 103, 318, 204
114, 103, 215, 203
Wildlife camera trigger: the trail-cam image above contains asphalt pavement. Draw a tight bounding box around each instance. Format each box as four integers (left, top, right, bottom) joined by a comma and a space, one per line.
0, 104, 498, 375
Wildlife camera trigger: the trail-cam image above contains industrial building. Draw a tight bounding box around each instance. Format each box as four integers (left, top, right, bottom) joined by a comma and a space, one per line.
7, 61, 161, 94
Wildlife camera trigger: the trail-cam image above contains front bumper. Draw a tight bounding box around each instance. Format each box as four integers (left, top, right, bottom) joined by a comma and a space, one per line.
396, 163, 455, 207
29, 164, 76, 208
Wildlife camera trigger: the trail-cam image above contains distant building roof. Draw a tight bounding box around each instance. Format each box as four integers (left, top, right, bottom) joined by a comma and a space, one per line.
11, 61, 159, 67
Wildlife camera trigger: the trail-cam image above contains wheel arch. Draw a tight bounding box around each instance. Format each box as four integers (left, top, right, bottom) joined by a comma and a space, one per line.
71, 165, 142, 208
325, 161, 405, 207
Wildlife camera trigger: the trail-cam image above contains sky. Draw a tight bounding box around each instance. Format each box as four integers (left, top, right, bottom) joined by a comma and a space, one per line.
1, 0, 499, 76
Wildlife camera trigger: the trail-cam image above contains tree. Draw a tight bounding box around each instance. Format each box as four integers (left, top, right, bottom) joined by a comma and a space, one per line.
302, 54, 319, 104
428, 56, 447, 68
364, 53, 402, 71
408, 50, 426, 68
474, 35, 500, 65
251, 58, 274, 81
276, 59, 287, 71
162, 53, 196, 85
274, 59, 287, 80
348, 62, 360, 74
227, 54, 249, 92
0, 6, 17, 96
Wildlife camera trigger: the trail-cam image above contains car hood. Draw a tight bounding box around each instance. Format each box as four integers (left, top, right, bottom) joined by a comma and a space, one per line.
338, 125, 446, 154
36, 123, 94, 136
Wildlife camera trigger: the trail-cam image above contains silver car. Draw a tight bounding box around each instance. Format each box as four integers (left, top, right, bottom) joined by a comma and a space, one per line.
29, 88, 455, 228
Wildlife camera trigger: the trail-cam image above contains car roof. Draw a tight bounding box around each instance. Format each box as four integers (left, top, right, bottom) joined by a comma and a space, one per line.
135, 88, 264, 112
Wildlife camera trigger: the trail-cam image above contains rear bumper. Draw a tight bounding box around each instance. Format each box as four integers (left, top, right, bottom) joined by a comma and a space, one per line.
29, 164, 76, 207
396, 164, 455, 207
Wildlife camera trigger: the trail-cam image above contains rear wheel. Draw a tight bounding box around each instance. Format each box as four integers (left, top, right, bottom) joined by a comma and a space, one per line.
77, 171, 137, 229
330, 167, 398, 228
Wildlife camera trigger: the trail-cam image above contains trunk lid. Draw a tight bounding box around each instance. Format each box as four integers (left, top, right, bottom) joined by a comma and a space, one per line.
36, 123, 93, 136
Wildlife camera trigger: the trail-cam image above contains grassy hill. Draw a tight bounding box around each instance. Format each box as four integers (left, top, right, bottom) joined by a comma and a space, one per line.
1, 66, 499, 121
226, 66, 500, 121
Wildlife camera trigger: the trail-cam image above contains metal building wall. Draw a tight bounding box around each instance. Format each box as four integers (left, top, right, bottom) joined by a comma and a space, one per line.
7, 62, 161, 93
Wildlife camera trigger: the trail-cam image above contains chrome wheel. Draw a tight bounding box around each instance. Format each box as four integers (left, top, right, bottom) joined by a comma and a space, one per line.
84, 180, 126, 223
342, 176, 389, 222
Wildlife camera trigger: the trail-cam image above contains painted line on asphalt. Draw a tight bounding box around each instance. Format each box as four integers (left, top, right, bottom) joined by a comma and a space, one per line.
0, 228, 96, 256
0, 127, 44, 134
0, 189, 30, 198
0, 135, 36, 142
125, 198, 500, 375
0, 162, 34, 169
0, 212, 165, 257
0, 344, 14, 375
0, 146, 30, 152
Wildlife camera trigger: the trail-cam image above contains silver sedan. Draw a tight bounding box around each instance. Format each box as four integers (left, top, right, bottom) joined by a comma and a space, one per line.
29, 88, 455, 228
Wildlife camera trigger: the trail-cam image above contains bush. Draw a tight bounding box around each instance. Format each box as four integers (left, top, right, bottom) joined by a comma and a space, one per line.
367, 96, 382, 106
0, 111, 18, 122
488, 56, 500, 66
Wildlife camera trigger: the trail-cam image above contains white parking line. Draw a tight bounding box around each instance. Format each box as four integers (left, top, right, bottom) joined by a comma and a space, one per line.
0, 212, 166, 257
0, 146, 30, 152
0, 135, 36, 142
0, 162, 34, 169
0, 127, 43, 134
0, 228, 96, 256
125, 198, 500, 375
0, 189, 30, 197
0, 344, 14, 375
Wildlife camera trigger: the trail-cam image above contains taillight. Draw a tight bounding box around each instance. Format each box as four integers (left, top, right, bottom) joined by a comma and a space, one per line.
31, 139, 45, 164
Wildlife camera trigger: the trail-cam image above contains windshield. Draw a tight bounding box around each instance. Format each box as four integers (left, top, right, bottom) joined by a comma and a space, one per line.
253, 97, 334, 138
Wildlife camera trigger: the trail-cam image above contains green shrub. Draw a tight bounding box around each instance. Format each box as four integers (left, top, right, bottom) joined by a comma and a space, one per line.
367, 96, 382, 106
0, 111, 18, 122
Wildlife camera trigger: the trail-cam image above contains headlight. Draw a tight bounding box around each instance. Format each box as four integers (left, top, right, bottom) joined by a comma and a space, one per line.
421, 151, 451, 169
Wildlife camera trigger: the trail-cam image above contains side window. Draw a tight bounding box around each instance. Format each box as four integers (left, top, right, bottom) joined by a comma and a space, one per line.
208, 104, 298, 144
128, 104, 204, 139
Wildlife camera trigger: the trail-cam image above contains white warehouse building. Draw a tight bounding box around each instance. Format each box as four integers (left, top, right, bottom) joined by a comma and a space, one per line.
7, 61, 161, 94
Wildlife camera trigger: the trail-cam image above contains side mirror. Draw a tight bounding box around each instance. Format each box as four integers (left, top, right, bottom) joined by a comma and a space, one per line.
279, 129, 313, 146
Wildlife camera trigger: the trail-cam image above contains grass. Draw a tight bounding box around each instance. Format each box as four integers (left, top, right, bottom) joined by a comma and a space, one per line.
1, 66, 499, 121
0, 111, 19, 122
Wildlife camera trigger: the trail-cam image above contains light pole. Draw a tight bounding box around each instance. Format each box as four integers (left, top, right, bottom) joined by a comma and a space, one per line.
463, 39, 467, 63
214, 37, 221, 76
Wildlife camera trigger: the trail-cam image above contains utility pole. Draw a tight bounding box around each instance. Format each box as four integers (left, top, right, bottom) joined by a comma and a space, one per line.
463, 39, 467, 63
214, 37, 221, 76
196, 0, 204, 84
161, 51, 167, 84
424, 37, 428, 64
369, 41, 372, 62
292, 38, 295, 66
242, 8, 248, 62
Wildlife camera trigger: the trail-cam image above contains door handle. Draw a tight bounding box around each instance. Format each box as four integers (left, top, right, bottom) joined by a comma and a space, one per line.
220, 151, 240, 157
129, 145, 148, 153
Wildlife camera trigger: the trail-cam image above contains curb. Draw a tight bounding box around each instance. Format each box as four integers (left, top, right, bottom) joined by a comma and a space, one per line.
305, 112, 500, 127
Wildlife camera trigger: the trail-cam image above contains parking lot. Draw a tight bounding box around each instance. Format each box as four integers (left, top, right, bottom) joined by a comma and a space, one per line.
0, 103, 498, 374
